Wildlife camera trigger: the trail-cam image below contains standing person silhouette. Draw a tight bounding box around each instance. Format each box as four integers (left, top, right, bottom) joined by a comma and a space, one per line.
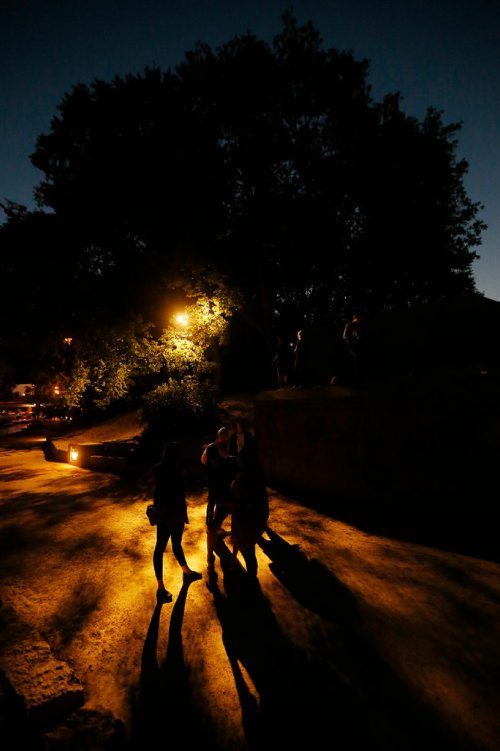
228, 416, 257, 458
292, 329, 309, 387
141, 442, 202, 603
343, 312, 366, 386
201, 427, 238, 576
272, 334, 292, 388
231, 446, 269, 580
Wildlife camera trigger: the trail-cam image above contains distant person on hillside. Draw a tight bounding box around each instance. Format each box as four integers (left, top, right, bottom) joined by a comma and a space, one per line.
201, 427, 239, 576
343, 312, 366, 387
140, 442, 202, 604
292, 329, 308, 387
272, 334, 292, 388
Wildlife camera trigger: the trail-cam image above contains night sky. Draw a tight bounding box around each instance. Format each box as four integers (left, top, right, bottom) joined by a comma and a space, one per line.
2, 0, 499, 299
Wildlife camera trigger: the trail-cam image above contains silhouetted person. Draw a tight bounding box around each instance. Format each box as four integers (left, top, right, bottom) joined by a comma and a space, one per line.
231, 447, 269, 579
292, 329, 308, 387
140, 442, 201, 603
202, 427, 238, 576
228, 416, 257, 458
343, 312, 366, 386
272, 334, 292, 388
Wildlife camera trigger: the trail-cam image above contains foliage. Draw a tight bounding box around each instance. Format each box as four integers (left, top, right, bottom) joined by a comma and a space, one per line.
0, 10, 487, 395
137, 273, 239, 433
140, 376, 218, 442
0, 205, 76, 379
59, 317, 156, 411
158, 270, 243, 379
28, 13, 484, 326
31, 272, 241, 417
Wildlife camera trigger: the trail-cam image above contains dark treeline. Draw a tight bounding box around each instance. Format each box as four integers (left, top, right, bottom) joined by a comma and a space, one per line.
0, 11, 486, 401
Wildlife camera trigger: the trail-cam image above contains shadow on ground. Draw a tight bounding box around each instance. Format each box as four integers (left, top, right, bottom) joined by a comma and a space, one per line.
127, 527, 476, 751
271, 482, 499, 565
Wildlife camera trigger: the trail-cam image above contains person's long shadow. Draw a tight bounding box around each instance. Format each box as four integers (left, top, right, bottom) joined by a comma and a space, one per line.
259, 525, 360, 628
208, 536, 370, 751
130, 580, 216, 751
258, 526, 472, 751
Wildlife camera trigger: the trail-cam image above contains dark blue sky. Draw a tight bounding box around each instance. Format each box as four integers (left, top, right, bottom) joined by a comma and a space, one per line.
2, 0, 499, 299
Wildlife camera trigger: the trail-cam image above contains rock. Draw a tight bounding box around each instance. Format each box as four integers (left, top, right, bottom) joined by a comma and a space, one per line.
0, 604, 84, 730
41, 437, 68, 463
43, 707, 128, 750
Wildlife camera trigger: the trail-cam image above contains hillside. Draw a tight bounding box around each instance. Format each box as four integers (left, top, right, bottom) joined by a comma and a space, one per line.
49, 392, 257, 452
51, 410, 143, 451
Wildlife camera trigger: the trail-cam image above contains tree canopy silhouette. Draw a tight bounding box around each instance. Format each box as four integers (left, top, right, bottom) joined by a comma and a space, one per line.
0, 11, 486, 391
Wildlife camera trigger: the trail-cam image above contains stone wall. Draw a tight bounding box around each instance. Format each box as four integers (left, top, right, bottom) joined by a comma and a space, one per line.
254, 376, 500, 506
254, 386, 370, 499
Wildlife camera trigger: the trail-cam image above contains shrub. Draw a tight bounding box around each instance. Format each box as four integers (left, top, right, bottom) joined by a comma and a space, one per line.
140, 376, 218, 444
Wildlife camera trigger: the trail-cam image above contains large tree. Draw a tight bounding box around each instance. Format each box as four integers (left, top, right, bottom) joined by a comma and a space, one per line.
0, 11, 485, 393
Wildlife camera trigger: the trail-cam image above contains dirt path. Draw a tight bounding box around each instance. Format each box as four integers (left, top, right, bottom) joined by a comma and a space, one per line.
1, 441, 499, 750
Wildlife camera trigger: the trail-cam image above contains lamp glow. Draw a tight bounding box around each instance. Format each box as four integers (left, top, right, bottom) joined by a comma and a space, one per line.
175, 312, 189, 327
69, 447, 79, 463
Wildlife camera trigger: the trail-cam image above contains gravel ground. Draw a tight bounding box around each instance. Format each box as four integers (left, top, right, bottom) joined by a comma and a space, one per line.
0, 420, 499, 750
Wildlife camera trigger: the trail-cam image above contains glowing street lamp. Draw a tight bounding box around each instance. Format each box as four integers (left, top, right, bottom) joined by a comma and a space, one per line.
174, 312, 190, 328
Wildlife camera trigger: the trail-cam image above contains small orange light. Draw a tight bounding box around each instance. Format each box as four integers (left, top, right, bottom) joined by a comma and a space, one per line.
69, 447, 79, 463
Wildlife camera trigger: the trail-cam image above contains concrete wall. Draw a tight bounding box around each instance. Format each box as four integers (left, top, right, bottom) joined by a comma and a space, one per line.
254, 377, 500, 504
254, 387, 370, 499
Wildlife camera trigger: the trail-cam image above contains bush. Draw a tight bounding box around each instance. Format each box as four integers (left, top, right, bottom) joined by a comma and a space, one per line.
140, 377, 218, 444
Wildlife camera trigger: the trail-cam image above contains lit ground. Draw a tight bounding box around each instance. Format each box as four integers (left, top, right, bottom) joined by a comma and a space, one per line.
0, 422, 499, 750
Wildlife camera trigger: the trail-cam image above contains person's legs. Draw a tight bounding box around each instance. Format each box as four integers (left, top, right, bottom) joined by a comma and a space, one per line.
206, 497, 215, 526
207, 505, 230, 569
171, 523, 202, 581
241, 545, 258, 578
153, 524, 173, 602
231, 536, 240, 565
230, 516, 242, 566
170, 523, 187, 567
